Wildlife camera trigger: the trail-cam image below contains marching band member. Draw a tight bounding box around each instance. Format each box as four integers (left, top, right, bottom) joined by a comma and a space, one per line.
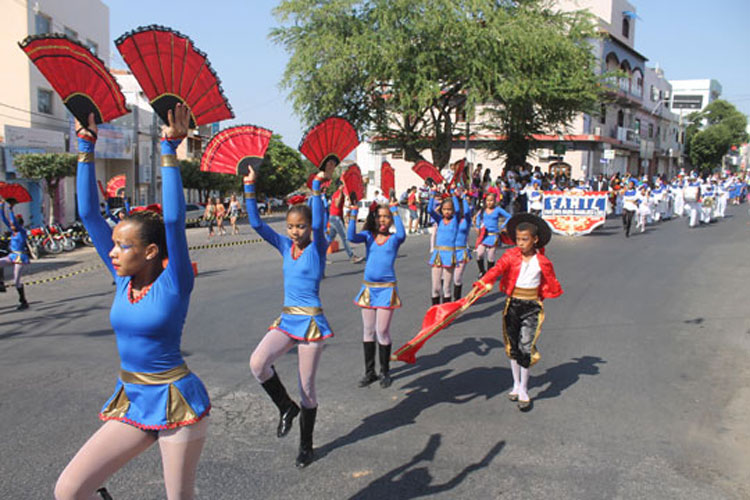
526, 179, 544, 216
700, 178, 716, 224
621, 178, 638, 238
683, 173, 702, 228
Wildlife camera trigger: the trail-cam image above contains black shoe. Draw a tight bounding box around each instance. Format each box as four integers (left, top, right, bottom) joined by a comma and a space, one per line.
16, 285, 28, 310
442, 295, 451, 304
431, 296, 440, 306
0, 281, 6, 293
518, 399, 532, 412
260, 369, 300, 438
97, 487, 114, 500
296, 406, 317, 468
358, 341, 378, 387
16, 301, 29, 311
378, 343, 392, 388
477, 260, 486, 278
453, 284, 462, 302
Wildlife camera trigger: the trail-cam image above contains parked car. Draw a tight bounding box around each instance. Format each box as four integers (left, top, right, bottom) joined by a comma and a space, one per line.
257, 200, 269, 215
185, 203, 204, 227
356, 200, 373, 222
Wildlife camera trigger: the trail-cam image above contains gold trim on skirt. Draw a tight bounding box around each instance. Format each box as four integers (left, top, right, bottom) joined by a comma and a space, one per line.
119, 364, 190, 385
78, 152, 94, 163
161, 154, 178, 167
244, 192, 256, 199
511, 287, 540, 301
282, 306, 324, 316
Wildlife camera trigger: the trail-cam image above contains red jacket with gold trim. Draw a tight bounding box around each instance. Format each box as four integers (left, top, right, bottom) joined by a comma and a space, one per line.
477, 246, 563, 300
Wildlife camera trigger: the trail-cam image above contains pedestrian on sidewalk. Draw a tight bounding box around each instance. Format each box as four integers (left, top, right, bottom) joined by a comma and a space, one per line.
244, 161, 336, 468
214, 197, 227, 235
347, 194, 406, 389
228, 193, 241, 235
203, 197, 216, 238
474, 213, 563, 412
57, 107, 211, 500
0, 198, 30, 309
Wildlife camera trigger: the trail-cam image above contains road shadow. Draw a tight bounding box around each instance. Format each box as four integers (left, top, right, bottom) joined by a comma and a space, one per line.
317, 365, 508, 459
1, 256, 93, 280
348, 433, 505, 500
530, 355, 606, 401
390, 337, 503, 381
0, 303, 108, 340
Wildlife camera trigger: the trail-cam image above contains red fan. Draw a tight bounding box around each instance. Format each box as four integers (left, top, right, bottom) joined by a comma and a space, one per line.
287, 194, 307, 206
412, 160, 444, 184
106, 175, 127, 198
381, 161, 394, 197
130, 203, 162, 214
201, 125, 272, 176
19, 35, 129, 125
341, 164, 365, 203
116, 26, 234, 128
306, 172, 331, 191
0, 182, 32, 204
449, 159, 466, 188
299, 117, 359, 170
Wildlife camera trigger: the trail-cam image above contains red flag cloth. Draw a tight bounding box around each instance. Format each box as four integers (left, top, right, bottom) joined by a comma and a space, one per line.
392, 286, 490, 364
381, 161, 394, 196
474, 226, 487, 249
412, 160, 444, 184
342, 164, 364, 202
106, 175, 126, 198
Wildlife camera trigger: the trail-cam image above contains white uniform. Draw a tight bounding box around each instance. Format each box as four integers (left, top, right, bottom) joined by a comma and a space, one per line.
671, 182, 684, 217
715, 180, 729, 218
700, 183, 715, 224
683, 180, 701, 227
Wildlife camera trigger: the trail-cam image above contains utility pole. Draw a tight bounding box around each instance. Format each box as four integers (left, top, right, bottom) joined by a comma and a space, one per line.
149, 112, 158, 203
132, 104, 139, 205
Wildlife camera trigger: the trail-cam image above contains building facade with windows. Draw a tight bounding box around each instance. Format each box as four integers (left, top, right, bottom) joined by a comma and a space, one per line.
0, 0, 109, 226
668, 79, 723, 120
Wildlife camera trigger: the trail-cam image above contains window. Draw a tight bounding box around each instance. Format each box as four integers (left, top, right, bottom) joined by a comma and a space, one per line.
84, 39, 98, 55
622, 18, 630, 38
64, 27, 78, 40
600, 104, 606, 124
634, 118, 641, 135
617, 110, 624, 127
650, 85, 659, 102
35, 13, 51, 35
38, 88, 53, 114
648, 123, 653, 138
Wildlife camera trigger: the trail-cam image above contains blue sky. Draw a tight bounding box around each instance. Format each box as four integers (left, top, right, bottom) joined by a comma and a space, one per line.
106, 0, 749, 148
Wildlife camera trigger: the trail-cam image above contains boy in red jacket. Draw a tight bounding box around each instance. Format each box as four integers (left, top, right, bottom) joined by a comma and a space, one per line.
474, 213, 562, 411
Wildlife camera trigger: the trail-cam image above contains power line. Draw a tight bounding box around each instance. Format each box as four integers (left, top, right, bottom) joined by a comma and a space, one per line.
0, 102, 72, 125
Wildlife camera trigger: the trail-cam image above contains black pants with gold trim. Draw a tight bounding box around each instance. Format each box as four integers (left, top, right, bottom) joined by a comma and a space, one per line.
502, 298, 544, 368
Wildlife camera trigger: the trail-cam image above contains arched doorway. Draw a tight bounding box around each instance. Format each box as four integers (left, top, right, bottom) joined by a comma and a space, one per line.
549, 162, 572, 180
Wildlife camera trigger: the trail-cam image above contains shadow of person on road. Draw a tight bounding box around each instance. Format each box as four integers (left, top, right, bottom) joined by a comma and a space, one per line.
390, 336, 503, 381
348, 433, 505, 500
529, 355, 605, 401
317, 365, 508, 459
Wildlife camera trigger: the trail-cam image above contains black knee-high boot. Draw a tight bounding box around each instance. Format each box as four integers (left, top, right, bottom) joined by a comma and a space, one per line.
16, 285, 28, 310
296, 406, 317, 468
443, 295, 452, 304
378, 343, 392, 388
97, 487, 113, 500
477, 259, 486, 277
358, 341, 379, 387
431, 295, 440, 306
260, 368, 299, 438
487, 261, 495, 273
453, 284, 462, 302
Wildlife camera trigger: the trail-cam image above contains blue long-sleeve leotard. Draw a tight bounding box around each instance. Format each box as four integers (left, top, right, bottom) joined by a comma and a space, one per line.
77, 134, 207, 430
0, 204, 29, 263
246, 179, 333, 340
454, 197, 473, 263
428, 196, 460, 267
347, 206, 406, 308
474, 205, 510, 247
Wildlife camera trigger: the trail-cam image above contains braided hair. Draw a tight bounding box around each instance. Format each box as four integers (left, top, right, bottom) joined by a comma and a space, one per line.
124, 210, 167, 258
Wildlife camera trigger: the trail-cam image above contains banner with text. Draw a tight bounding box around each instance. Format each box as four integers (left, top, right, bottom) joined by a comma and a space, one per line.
542, 191, 607, 236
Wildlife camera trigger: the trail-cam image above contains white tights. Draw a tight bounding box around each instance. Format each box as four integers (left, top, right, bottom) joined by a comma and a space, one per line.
454, 261, 467, 286
55, 418, 209, 500
0, 258, 24, 287
476, 244, 496, 264
361, 308, 394, 345
249, 328, 324, 409
431, 266, 454, 299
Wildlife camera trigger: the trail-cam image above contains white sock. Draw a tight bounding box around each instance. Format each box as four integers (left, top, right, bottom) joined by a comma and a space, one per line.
510, 359, 520, 393
518, 366, 530, 401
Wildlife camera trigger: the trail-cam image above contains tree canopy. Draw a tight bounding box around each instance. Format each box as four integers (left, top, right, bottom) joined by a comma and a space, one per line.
271, 0, 605, 169
686, 100, 748, 172
15, 152, 77, 223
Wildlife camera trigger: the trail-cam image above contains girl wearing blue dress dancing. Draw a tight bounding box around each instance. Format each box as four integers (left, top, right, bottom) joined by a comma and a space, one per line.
452, 189, 473, 301
428, 191, 460, 304
347, 197, 406, 388
245, 160, 336, 468
474, 192, 511, 277
0, 199, 30, 309
56, 106, 210, 500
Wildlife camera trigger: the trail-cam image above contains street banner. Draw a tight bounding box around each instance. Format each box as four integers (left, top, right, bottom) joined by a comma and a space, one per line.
542, 191, 607, 236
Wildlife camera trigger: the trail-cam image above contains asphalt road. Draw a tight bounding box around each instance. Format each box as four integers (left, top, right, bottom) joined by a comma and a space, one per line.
1, 208, 749, 499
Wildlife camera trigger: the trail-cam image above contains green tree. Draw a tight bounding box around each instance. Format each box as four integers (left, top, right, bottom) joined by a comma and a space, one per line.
271, 0, 606, 170
685, 100, 748, 172
14, 152, 76, 224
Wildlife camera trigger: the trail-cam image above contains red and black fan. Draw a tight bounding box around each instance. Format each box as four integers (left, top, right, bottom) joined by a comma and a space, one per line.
449, 159, 466, 188
115, 25, 234, 127
412, 160, 444, 185
306, 172, 332, 191
0, 182, 32, 204
19, 34, 129, 124
380, 161, 394, 197
341, 164, 365, 203
201, 125, 272, 176
106, 175, 127, 198
299, 117, 359, 170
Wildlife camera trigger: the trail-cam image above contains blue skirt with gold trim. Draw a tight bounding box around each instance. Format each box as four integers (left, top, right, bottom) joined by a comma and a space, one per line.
429, 247, 456, 268
354, 282, 401, 309
455, 247, 472, 263
270, 308, 333, 342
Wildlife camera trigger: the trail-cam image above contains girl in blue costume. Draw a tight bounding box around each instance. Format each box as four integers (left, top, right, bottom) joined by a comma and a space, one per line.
347, 197, 406, 388
474, 192, 511, 277
0, 199, 30, 309
245, 160, 335, 469
452, 188, 473, 301
428, 190, 460, 304
104, 196, 131, 225
56, 106, 210, 500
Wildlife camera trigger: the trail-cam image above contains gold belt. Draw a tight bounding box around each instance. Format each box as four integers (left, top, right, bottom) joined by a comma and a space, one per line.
487, 231, 500, 236
119, 363, 190, 385
435, 246, 456, 251
363, 281, 396, 288
511, 287, 539, 301
282, 306, 324, 316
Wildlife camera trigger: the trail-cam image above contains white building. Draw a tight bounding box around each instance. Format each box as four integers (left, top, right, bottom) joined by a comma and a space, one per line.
668, 79, 723, 120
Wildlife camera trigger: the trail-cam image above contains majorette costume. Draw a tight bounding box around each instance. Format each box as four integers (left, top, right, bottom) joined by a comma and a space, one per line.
348, 205, 406, 310
428, 195, 460, 268
245, 180, 333, 342
0, 206, 29, 265
476, 213, 562, 411
77, 134, 211, 431
474, 205, 511, 249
